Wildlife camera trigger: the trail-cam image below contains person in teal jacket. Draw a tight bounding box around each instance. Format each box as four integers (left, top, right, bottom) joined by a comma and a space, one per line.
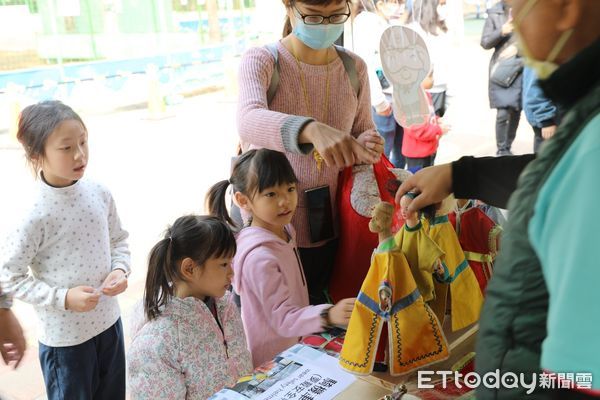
395, 0, 600, 398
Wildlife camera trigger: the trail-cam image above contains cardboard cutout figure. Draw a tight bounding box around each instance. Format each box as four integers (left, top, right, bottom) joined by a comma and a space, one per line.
340, 202, 449, 376
380, 25, 431, 127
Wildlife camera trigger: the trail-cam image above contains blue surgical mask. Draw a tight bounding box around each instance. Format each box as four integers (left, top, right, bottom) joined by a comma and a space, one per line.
292, 15, 344, 50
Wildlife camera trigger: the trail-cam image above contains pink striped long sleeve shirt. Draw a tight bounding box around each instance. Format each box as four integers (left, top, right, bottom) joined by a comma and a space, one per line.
237, 40, 376, 248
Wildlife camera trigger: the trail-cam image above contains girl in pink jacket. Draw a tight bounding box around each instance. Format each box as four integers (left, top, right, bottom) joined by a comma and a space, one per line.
207, 148, 355, 367
127, 215, 252, 399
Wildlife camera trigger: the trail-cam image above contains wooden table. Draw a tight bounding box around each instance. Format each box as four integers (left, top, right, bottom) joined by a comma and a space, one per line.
334, 322, 478, 399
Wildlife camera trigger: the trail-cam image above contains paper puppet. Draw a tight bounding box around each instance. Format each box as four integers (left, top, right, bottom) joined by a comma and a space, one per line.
393, 193, 444, 302
448, 199, 502, 295
425, 208, 484, 332
380, 25, 431, 127
328, 157, 411, 303
340, 202, 448, 376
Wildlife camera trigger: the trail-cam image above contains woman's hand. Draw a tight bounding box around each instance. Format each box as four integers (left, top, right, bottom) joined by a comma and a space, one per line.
299, 122, 376, 168
357, 131, 385, 163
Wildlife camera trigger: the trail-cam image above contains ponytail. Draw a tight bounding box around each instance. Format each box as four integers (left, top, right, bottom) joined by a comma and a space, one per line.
206, 179, 236, 228
282, 15, 292, 37
206, 149, 297, 230
143, 215, 237, 320
144, 237, 178, 320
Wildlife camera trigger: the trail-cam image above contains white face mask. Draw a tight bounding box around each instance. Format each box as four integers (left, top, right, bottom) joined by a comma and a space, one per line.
514, 0, 574, 80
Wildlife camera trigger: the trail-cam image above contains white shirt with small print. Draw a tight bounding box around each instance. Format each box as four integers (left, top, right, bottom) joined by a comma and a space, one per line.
0, 177, 130, 347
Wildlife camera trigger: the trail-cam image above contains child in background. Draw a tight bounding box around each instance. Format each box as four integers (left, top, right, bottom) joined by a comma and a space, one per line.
0, 100, 130, 399
128, 215, 252, 399
402, 90, 450, 172
206, 148, 355, 367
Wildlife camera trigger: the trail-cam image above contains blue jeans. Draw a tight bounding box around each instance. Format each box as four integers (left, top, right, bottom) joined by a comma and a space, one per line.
39, 319, 126, 400
372, 107, 405, 168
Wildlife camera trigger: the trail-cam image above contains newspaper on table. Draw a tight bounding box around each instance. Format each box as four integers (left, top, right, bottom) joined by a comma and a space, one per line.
209, 344, 356, 400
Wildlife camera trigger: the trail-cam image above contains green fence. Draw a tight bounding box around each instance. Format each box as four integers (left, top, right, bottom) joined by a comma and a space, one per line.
0, 0, 258, 71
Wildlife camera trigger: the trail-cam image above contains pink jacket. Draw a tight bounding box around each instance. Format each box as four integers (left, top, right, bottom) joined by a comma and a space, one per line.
127, 294, 252, 399
233, 225, 330, 367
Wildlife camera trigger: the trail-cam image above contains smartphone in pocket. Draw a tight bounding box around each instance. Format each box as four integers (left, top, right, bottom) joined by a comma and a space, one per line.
305, 185, 334, 243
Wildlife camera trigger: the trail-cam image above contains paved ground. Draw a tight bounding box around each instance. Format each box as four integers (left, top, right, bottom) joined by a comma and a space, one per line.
0, 29, 535, 400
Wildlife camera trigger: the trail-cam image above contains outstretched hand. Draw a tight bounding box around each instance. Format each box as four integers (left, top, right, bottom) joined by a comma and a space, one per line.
395, 163, 453, 213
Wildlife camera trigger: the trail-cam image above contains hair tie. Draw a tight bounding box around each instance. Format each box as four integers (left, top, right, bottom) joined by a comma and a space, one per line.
168, 236, 173, 242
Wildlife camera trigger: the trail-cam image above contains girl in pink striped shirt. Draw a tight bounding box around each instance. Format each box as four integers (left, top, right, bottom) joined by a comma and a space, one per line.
237, 0, 384, 304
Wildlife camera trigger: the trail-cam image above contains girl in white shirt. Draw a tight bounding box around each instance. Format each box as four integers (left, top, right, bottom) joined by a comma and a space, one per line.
0, 100, 130, 400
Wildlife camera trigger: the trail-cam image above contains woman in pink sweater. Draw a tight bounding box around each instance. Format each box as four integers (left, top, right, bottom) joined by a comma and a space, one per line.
237, 0, 384, 304
207, 149, 355, 367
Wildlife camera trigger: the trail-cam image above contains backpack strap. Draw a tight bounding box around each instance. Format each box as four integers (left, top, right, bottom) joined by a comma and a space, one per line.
334, 45, 360, 98
265, 42, 280, 106
265, 42, 360, 106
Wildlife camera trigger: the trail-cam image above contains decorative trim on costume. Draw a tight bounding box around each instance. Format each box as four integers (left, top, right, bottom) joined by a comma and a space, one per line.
431, 215, 449, 226
350, 165, 380, 218
435, 259, 470, 283
404, 220, 423, 232
464, 251, 494, 263
339, 313, 379, 369
488, 224, 503, 255
392, 304, 446, 367
390, 289, 421, 315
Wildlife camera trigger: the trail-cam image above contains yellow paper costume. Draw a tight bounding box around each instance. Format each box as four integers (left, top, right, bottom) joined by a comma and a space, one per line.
339, 248, 449, 376
426, 216, 484, 331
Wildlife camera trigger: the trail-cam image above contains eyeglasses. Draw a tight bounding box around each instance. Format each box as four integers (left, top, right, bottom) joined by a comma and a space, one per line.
293, 2, 351, 25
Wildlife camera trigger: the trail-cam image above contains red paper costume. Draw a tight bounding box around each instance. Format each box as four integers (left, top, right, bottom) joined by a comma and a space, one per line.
448, 200, 502, 295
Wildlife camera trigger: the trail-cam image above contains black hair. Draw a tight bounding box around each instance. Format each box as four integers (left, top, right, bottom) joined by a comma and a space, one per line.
408, 0, 447, 35
144, 215, 237, 320
206, 148, 298, 228
281, 0, 349, 37
16, 100, 87, 173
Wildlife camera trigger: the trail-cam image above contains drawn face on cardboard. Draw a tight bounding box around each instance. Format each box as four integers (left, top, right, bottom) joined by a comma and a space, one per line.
380, 25, 431, 126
